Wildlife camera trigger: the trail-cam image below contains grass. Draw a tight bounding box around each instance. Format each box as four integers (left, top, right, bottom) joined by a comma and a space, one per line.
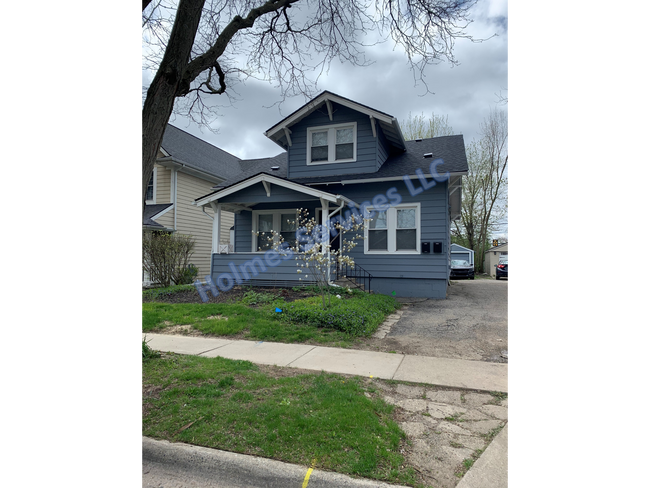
143, 353, 419, 486
142, 337, 160, 361
455, 449, 484, 478
142, 284, 196, 300
142, 288, 401, 346
143, 302, 355, 346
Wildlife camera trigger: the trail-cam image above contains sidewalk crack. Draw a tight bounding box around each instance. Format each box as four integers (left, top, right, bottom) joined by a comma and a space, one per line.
391, 354, 407, 380
286, 346, 317, 366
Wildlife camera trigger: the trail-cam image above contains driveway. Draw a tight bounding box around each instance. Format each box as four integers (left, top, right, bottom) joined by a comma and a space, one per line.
361, 279, 508, 363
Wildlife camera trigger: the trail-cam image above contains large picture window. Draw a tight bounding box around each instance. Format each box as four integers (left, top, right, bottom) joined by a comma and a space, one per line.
307, 122, 357, 164
365, 204, 420, 254
253, 210, 299, 252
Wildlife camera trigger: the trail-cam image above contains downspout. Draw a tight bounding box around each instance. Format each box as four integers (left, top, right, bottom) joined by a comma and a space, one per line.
201, 206, 214, 221
172, 167, 179, 230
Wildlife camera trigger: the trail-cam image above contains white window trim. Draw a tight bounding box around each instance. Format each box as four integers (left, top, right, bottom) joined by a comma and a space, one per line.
251, 209, 299, 252
145, 167, 157, 204
364, 203, 421, 255
307, 122, 357, 165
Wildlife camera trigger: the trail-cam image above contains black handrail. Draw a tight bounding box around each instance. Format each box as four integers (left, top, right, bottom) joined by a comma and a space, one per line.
334, 258, 373, 293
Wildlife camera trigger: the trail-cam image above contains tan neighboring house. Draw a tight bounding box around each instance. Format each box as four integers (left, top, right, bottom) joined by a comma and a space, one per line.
484, 242, 508, 277
143, 124, 244, 285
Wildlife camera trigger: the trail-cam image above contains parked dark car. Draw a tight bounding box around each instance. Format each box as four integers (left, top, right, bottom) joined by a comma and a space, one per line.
450, 259, 475, 280
496, 258, 508, 279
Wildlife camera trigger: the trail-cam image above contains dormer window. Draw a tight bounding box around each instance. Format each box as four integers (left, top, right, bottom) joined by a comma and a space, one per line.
307, 122, 357, 165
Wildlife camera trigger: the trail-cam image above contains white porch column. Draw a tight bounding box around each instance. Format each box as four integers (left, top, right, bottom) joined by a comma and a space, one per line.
210, 202, 221, 253
320, 198, 330, 282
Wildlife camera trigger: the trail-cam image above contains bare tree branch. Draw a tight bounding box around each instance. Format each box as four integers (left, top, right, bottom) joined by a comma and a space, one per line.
142, 0, 490, 210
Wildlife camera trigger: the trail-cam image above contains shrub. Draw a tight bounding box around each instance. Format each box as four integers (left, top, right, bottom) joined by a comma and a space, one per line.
277, 293, 399, 336
177, 263, 199, 285
143, 231, 196, 287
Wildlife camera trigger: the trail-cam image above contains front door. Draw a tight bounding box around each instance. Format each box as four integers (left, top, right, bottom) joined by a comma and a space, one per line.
315, 208, 341, 253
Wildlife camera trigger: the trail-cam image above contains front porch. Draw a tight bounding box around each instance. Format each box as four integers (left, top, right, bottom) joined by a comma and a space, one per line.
193, 173, 358, 291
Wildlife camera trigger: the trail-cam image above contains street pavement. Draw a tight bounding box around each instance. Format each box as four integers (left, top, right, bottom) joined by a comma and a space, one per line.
143, 437, 412, 488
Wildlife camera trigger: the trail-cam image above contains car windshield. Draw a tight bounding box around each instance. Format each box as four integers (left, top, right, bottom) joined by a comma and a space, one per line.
451, 260, 470, 267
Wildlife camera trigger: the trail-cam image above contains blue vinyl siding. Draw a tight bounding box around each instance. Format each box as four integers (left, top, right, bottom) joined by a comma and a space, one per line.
211, 253, 317, 287
287, 103, 379, 178
317, 179, 450, 282
215, 175, 452, 298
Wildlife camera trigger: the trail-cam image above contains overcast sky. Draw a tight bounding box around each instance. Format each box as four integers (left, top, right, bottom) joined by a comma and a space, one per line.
142, 0, 508, 161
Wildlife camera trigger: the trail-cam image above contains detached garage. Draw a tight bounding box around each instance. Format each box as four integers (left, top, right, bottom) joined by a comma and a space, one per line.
450, 243, 475, 266
484, 242, 509, 277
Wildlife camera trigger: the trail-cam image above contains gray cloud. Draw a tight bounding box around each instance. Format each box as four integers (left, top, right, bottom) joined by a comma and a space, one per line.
150, 0, 507, 160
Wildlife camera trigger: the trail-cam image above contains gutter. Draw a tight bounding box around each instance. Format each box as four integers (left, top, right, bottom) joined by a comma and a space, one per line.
156, 157, 226, 185
303, 171, 469, 186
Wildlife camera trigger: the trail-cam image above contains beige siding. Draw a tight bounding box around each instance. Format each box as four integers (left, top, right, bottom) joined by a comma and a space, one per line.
155, 164, 171, 204
174, 171, 234, 278
154, 207, 174, 229
146, 163, 234, 279
484, 244, 508, 277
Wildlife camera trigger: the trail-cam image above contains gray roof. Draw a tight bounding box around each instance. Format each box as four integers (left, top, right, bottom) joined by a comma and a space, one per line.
195, 135, 467, 202
143, 203, 173, 228
293, 135, 468, 185
160, 124, 242, 180
213, 153, 288, 189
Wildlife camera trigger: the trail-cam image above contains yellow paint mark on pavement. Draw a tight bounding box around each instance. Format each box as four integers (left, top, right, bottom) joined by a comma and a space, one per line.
302, 458, 317, 488
302, 467, 313, 488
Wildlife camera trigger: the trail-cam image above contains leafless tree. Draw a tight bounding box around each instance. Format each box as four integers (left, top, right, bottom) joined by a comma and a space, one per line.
452, 108, 507, 272
400, 112, 456, 140
142, 0, 483, 212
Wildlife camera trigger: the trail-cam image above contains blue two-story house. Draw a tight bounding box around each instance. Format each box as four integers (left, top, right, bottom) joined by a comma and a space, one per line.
193, 91, 468, 298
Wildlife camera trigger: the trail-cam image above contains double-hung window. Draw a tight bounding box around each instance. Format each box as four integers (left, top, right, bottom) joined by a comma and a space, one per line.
307, 122, 357, 164
365, 204, 420, 254
253, 210, 298, 252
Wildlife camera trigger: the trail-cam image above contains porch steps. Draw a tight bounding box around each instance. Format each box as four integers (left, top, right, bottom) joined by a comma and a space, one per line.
333, 278, 366, 291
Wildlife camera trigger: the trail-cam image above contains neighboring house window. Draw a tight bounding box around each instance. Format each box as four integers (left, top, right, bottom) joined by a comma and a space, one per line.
364, 204, 420, 254
307, 122, 357, 164
501, 251, 508, 255
253, 210, 298, 251
145, 168, 157, 203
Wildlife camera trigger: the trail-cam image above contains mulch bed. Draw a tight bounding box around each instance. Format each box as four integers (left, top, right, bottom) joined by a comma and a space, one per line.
142, 285, 319, 304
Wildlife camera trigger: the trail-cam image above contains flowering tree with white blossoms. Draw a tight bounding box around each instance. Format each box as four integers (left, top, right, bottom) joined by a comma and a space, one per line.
254, 208, 365, 309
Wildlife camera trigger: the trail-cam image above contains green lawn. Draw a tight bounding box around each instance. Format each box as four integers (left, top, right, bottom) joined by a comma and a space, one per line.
142, 288, 400, 347
143, 302, 356, 346
143, 353, 420, 486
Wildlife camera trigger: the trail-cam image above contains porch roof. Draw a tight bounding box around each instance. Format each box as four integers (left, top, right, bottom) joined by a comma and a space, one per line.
192, 172, 355, 212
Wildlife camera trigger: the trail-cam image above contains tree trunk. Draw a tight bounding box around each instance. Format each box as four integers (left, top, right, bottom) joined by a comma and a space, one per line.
142, 0, 207, 215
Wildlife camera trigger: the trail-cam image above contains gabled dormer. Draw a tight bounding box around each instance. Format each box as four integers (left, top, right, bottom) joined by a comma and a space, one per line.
264, 91, 407, 179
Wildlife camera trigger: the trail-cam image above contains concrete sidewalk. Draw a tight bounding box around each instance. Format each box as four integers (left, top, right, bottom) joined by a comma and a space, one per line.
143, 333, 507, 393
